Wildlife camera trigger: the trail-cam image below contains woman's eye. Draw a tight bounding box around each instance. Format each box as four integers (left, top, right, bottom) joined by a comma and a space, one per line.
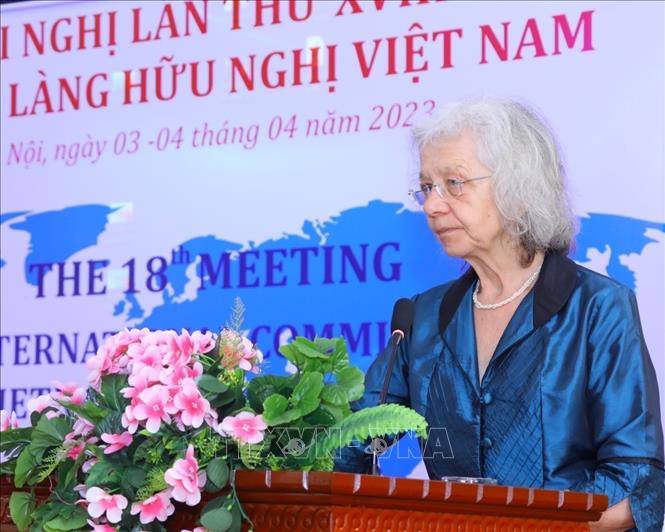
420, 183, 434, 192
447, 178, 463, 186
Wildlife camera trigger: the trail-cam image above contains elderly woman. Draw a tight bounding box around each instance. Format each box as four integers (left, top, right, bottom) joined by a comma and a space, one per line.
336, 100, 664, 530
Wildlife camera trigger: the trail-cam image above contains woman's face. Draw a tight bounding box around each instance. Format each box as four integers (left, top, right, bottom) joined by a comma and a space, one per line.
419, 131, 506, 260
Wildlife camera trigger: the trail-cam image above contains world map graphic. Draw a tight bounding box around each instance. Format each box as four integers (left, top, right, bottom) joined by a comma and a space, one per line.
2, 201, 663, 476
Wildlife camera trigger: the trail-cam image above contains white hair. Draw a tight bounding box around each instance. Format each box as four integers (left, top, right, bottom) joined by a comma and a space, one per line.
413, 99, 578, 264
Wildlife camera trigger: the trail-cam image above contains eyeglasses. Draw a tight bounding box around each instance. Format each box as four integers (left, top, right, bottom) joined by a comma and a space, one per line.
408, 175, 492, 206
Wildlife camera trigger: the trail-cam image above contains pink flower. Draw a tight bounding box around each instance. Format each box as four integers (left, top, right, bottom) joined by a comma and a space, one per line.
66, 418, 95, 441
26, 393, 56, 414
173, 379, 210, 429
204, 408, 219, 429
87, 328, 147, 386
87, 351, 113, 387
106, 328, 147, 358
64, 435, 97, 460
121, 406, 139, 434
159, 362, 202, 387
85, 486, 128, 524
130, 490, 175, 524
128, 344, 166, 385
0, 410, 18, 431
219, 330, 262, 372
66, 441, 86, 460
101, 431, 133, 454
131, 384, 177, 433
52, 381, 78, 394
164, 445, 206, 506
121, 372, 150, 400
164, 329, 214, 367
87, 521, 117, 532
52, 380, 87, 405
82, 458, 97, 473
184, 329, 215, 356
219, 412, 267, 445
181, 528, 206, 532
246, 347, 263, 373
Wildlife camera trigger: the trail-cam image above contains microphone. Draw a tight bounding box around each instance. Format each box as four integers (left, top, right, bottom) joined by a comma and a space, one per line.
371, 298, 415, 475
379, 298, 415, 405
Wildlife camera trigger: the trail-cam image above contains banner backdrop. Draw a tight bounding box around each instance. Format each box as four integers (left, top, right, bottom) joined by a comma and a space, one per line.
1, 0, 663, 477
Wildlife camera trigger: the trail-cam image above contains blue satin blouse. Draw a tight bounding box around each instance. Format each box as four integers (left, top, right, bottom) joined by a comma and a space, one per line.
336, 251, 664, 530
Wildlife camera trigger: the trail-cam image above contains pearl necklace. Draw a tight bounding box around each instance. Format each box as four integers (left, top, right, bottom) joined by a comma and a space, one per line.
472, 267, 541, 310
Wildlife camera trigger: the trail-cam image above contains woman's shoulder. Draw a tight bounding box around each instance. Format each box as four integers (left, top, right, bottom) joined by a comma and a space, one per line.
574, 263, 634, 298
570, 263, 640, 323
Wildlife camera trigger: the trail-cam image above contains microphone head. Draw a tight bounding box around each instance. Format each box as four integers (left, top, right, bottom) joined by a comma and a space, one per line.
391, 298, 415, 338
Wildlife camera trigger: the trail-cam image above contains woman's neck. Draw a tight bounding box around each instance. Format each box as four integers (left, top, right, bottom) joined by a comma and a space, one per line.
466, 247, 545, 302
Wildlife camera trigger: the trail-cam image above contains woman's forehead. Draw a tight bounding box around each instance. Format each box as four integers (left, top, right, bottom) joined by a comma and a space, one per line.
420, 135, 479, 172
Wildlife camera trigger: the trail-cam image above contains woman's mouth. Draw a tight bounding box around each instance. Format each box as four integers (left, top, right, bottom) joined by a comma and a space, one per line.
435, 228, 460, 236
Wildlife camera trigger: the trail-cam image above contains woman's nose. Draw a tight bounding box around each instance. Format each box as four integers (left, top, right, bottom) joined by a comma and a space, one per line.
423, 191, 451, 216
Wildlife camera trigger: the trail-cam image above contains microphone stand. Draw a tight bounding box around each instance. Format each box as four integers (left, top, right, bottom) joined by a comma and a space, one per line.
371, 330, 404, 476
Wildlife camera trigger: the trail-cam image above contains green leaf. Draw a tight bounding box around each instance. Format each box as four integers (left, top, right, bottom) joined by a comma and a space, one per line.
291, 372, 323, 409
32, 415, 71, 450
312, 403, 428, 458
313, 337, 338, 352
277, 343, 304, 366
29, 500, 72, 530
85, 460, 120, 486
122, 465, 147, 489
210, 388, 240, 408
0, 461, 16, 475
291, 371, 323, 406
30, 410, 42, 427
321, 403, 352, 423
320, 384, 348, 406
13, 446, 36, 487
200, 498, 234, 532
291, 339, 330, 360
264, 408, 303, 426
133, 438, 164, 464
301, 358, 324, 374
206, 457, 229, 489
330, 351, 350, 373
60, 401, 109, 424
59, 454, 84, 494
336, 367, 365, 402
35, 447, 63, 482
262, 393, 288, 418
200, 494, 242, 531
215, 386, 246, 418
297, 396, 321, 418
96, 411, 123, 436
303, 407, 337, 427
198, 374, 229, 394
43, 508, 88, 531
164, 437, 187, 454
100, 374, 129, 411
9, 491, 34, 531
0, 427, 32, 455
246, 374, 294, 412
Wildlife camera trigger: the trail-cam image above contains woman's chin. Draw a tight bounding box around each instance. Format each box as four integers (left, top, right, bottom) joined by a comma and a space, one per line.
435, 233, 468, 257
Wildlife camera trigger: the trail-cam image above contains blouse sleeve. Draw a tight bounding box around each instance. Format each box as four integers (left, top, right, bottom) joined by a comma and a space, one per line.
571, 285, 664, 530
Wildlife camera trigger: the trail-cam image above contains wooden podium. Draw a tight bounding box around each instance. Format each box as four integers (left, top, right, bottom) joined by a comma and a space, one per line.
180, 471, 607, 531
1, 471, 608, 531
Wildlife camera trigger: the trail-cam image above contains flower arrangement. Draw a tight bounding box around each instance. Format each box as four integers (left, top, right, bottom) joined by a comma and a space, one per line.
1, 301, 427, 532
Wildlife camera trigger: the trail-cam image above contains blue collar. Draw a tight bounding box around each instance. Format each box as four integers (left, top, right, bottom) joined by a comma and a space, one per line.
438, 250, 578, 336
